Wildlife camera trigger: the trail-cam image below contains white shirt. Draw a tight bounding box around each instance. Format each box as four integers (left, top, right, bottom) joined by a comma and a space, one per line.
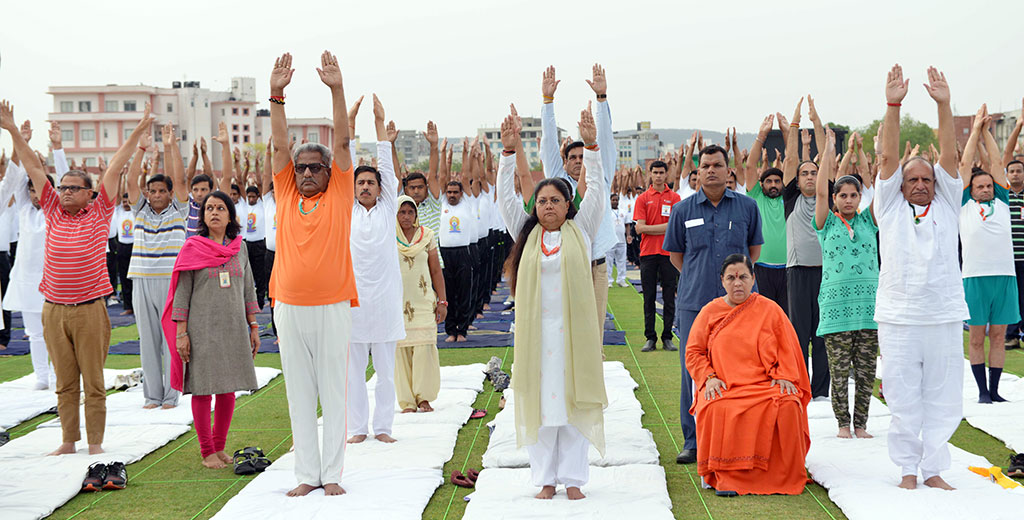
0, 161, 46, 312
859, 185, 875, 213
473, 193, 489, 241
677, 180, 697, 200
263, 193, 277, 251
612, 208, 626, 244
874, 164, 968, 325
960, 183, 1015, 278
620, 194, 636, 224
113, 206, 134, 245
240, 197, 266, 241
349, 141, 405, 344
439, 195, 478, 248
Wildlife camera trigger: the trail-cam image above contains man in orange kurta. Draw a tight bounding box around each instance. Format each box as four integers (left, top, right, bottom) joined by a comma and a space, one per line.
685, 292, 811, 495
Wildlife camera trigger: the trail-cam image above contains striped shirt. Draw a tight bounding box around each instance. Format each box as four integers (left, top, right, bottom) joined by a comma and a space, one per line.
39, 183, 116, 304
418, 194, 441, 237
127, 196, 188, 279
186, 196, 201, 237
1009, 187, 1024, 262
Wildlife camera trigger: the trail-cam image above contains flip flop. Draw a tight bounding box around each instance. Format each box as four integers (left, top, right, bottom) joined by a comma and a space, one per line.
241, 447, 272, 472
232, 449, 258, 475
715, 490, 738, 497
467, 468, 480, 483
470, 409, 487, 420
451, 471, 474, 488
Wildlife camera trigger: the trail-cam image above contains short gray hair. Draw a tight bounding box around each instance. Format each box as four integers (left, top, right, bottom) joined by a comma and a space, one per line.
292, 142, 332, 168
61, 170, 93, 189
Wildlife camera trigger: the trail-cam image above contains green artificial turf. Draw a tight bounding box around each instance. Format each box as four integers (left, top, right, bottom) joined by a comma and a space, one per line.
0, 284, 1021, 519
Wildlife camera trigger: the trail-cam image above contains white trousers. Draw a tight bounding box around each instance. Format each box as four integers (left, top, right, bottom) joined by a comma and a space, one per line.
277, 301, 351, 487
23, 311, 54, 387
606, 243, 627, 284
133, 277, 179, 406
525, 425, 590, 488
347, 341, 396, 436
878, 321, 963, 479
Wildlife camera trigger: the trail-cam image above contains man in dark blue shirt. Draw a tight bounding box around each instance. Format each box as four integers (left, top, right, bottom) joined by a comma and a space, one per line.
663, 144, 764, 464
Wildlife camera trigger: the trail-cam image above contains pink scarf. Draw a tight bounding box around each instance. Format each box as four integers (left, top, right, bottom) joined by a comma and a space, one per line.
161, 235, 243, 391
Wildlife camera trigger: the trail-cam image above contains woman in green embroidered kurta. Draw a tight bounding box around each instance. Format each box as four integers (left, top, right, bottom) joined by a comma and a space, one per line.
814, 129, 879, 439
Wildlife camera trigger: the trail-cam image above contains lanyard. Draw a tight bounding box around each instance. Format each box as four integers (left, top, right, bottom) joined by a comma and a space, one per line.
910, 202, 931, 225
540, 229, 561, 256
837, 213, 855, 239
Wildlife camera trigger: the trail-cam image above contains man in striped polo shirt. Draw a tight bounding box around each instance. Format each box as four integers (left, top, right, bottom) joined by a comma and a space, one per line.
127, 120, 189, 409
1004, 160, 1024, 350
1, 99, 153, 456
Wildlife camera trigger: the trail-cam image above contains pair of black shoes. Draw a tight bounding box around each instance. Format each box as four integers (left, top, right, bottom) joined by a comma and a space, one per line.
641, 338, 677, 352
1009, 453, 1024, 477
82, 462, 127, 492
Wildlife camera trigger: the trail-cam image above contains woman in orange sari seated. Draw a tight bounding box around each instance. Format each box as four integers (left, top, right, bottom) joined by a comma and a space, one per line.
685, 254, 811, 496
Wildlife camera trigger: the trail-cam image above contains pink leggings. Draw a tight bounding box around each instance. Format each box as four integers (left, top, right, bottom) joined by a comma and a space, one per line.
191, 393, 236, 458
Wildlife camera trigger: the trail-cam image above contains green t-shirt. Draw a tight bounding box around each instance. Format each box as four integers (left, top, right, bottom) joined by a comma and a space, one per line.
814, 211, 879, 335
748, 183, 787, 265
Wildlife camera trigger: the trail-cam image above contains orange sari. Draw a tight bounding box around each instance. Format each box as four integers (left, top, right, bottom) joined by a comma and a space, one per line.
685, 292, 811, 495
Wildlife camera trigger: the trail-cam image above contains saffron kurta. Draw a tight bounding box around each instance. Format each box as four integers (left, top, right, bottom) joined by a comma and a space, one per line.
685, 292, 811, 495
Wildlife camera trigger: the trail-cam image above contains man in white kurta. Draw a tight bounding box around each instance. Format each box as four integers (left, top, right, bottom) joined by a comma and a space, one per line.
347, 139, 405, 443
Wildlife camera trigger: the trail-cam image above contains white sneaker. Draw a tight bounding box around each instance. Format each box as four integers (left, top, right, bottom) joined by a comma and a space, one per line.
107, 297, 119, 306
33, 380, 49, 390
618, 281, 630, 287
608, 282, 613, 288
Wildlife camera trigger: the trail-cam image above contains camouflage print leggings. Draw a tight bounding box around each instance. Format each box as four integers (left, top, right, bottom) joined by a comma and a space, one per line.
823, 329, 879, 430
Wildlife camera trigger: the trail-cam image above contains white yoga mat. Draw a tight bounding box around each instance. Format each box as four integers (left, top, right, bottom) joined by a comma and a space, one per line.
35, 366, 281, 428
0, 423, 190, 520
0, 368, 142, 430
481, 361, 659, 468
462, 464, 674, 520
959, 360, 1024, 453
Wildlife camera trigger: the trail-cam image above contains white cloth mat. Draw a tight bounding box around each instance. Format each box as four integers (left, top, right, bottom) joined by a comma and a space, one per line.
482, 361, 659, 468
0, 368, 141, 429
959, 360, 1024, 453
462, 464, 674, 520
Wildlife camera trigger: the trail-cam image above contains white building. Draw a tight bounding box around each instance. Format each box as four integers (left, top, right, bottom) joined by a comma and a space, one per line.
478, 116, 566, 169
614, 121, 662, 169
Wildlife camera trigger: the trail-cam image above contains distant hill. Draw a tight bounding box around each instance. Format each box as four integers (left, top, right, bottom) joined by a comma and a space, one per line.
648, 129, 758, 152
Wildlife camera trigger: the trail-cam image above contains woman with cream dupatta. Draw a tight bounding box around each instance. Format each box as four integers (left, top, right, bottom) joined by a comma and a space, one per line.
498, 105, 607, 500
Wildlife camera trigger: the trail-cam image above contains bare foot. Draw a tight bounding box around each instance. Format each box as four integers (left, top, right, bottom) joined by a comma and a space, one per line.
837, 427, 852, 439
854, 428, 873, 439
923, 476, 954, 490
287, 484, 319, 497
347, 435, 367, 444
898, 475, 917, 490
375, 433, 397, 443
401, 408, 417, 414
120, 310, 133, 316
323, 483, 346, 496
445, 335, 456, 343
418, 401, 434, 412
48, 442, 76, 456
143, 404, 159, 409
216, 451, 232, 464
274, 339, 279, 345
483, 304, 491, 311
457, 335, 467, 342
202, 453, 226, 469
535, 485, 556, 499
566, 486, 586, 500
476, 313, 484, 319
161, 404, 176, 410
88, 444, 104, 455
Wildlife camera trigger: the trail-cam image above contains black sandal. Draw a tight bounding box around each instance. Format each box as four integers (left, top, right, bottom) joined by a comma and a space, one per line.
243, 447, 272, 472
232, 449, 258, 475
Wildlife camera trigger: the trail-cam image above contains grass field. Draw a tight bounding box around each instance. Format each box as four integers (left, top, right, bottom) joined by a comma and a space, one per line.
2, 283, 1023, 519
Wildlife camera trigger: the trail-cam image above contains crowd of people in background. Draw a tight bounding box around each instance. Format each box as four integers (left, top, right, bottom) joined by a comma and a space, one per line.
1, 54, 1020, 499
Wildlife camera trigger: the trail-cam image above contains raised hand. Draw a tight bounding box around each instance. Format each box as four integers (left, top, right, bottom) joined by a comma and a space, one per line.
885, 64, 909, 104
98, 155, 107, 172
923, 66, 949, 104
270, 53, 295, 94
0, 101, 16, 132
776, 112, 789, 131
807, 95, 820, 122
424, 120, 438, 145
372, 93, 385, 122
578, 107, 597, 145
213, 121, 229, 145
200, 137, 208, 154
192, 140, 198, 156
348, 95, 364, 125
387, 121, 398, 143
801, 129, 811, 145
724, 128, 731, 153
500, 112, 519, 151
585, 63, 607, 97
972, 103, 988, 130
542, 66, 560, 99
48, 121, 62, 149
510, 104, 523, 134
138, 129, 153, 152
161, 122, 176, 148
19, 120, 31, 143
791, 97, 804, 126
316, 50, 343, 89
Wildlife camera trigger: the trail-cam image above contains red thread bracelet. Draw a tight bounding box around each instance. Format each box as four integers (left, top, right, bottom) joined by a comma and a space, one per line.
888, 102, 901, 107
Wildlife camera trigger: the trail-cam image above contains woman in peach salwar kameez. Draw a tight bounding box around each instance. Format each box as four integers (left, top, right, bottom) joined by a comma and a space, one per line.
685, 254, 811, 496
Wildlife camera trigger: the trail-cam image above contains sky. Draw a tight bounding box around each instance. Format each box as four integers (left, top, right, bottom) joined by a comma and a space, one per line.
2, 0, 1022, 152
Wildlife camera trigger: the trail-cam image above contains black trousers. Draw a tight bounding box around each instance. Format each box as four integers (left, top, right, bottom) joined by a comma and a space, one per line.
787, 266, 829, 397
9, 241, 16, 264
626, 224, 641, 266
0, 251, 11, 345
106, 237, 118, 298
1007, 261, 1024, 340
754, 263, 788, 316
246, 239, 267, 310
640, 254, 677, 342
441, 245, 475, 337
116, 241, 134, 311
266, 249, 276, 336
475, 236, 494, 314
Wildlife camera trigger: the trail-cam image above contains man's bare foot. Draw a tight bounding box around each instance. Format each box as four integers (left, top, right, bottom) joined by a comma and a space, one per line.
418, 401, 434, 412
898, 475, 917, 490
161, 403, 176, 410
483, 304, 491, 311
401, 408, 417, 413
274, 339, 279, 345
202, 453, 226, 469
287, 484, 319, 497
854, 428, 873, 439
143, 403, 159, 409
535, 485, 556, 499
566, 486, 586, 500
476, 313, 484, 319
216, 451, 231, 464
347, 435, 367, 444
375, 433, 396, 443
120, 310, 133, 316
837, 427, 852, 439
923, 476, 954, 490
457, 335, 467, 342
88, 444, 104, 455
445, 335, 456, 343
0, 344, 6, 350
323, 483, 346, 496
48, 442, 76, 456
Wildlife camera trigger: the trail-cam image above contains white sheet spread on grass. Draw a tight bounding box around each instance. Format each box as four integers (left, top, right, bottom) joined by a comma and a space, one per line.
35, 366, 281, 428
462, 464, 674, 520
210, 363, 486, 520
805, 381, 1024, 520
0, 423, 190, 520
958, 360, 1024, 454
482, 361, 659, 468
0, 368, 141, 430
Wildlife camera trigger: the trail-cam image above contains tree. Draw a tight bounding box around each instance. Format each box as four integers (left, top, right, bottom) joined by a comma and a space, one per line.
411, 159, 430, 172
857, 114, 937, 155
826, 122, 851, 134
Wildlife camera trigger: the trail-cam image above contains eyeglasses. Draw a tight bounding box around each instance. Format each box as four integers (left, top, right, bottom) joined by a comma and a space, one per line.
56, 185, 89, 194
537, 197, 564, 207
296, 163, 327, 174
205, 204, 228, 212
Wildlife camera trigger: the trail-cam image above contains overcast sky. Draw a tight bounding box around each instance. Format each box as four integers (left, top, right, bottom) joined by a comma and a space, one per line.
2, 0, 1022, 152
